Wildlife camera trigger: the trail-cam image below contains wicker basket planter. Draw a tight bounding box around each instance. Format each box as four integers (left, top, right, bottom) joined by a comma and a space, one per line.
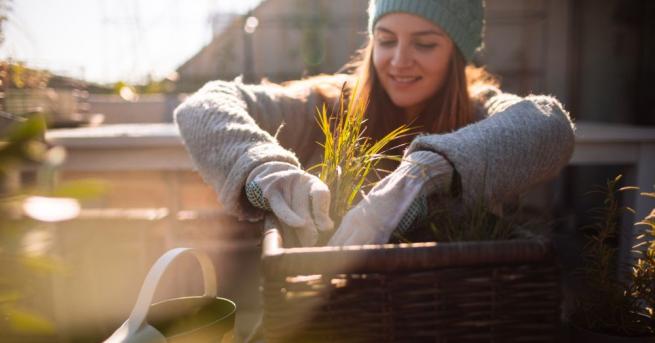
261, 220, 562, 342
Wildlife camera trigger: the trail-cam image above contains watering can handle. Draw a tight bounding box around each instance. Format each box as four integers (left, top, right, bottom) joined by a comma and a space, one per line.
105, 248, 217, 342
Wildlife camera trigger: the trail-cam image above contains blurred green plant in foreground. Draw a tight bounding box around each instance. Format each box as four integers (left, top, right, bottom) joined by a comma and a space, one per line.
0, 116, 105, 340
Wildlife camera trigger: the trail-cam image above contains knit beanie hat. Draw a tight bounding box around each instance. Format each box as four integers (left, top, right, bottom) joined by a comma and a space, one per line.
368, 0, 484, 61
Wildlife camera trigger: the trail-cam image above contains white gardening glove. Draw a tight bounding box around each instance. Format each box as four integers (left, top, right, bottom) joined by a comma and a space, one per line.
245, 161, 333, 246
327, 151, 453, 246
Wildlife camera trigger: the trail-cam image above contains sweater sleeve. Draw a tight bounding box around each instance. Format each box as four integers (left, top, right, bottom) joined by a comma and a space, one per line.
174, 78, 323, 221
405, 85, 576, 208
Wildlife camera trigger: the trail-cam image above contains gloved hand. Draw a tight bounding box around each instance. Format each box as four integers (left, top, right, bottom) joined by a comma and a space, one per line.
327, 151, 453, 246
245, 161, 334, 246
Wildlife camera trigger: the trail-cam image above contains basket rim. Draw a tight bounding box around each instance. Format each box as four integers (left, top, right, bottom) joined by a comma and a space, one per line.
262, 228, 553, 277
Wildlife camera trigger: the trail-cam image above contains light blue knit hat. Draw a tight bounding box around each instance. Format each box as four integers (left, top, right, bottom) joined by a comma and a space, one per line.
368, 0, 484, 61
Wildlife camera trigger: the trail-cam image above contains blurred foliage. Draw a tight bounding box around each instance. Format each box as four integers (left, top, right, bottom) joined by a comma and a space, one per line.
0, 62, 52, 90
1, 115, 57, 339
289, 0, 328, 76
139, 78, 174, 94
574, 175, 655, 336
0, 0, 11, 47
112, 81, 129, 95
0, 116, 105, 341
112, 77, 175, 98
0, 115, 47, 170
631, 195, 655, 332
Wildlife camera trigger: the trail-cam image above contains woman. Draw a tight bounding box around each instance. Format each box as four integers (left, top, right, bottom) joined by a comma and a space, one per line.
174, 0, 575, 247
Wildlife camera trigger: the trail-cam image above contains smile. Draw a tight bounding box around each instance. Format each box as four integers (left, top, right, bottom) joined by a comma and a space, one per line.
389, 75, 421, 84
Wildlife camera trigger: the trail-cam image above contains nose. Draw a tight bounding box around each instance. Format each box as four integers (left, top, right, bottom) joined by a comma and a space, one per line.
391, 43, 413, 68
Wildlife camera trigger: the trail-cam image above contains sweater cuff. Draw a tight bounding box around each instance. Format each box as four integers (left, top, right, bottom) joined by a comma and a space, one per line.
219, 143, 300, 222
406, 134, 470, 202
404, 147, 461, 198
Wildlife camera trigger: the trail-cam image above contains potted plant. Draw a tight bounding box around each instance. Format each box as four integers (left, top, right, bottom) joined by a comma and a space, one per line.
570, 175, 655, 342
261, 86, 562, 342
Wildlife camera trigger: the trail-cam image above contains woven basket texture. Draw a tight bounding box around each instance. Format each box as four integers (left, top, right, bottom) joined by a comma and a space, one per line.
261, 228, 562, 343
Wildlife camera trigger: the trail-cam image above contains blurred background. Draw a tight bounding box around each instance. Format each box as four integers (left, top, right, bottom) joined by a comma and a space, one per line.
0, 0, 654, 342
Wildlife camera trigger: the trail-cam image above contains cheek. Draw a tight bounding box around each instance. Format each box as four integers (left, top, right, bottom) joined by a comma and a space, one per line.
421, 54, 451, 91
372, 49, 388, 73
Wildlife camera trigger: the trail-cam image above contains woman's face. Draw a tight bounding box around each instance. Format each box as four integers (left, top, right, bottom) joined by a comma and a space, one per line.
372, 13, 454, 117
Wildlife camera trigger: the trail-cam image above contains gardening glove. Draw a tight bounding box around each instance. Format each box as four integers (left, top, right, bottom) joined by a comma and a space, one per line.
395, 195, 429, 236
327, 151, 453, 246
245, 161, 334, 246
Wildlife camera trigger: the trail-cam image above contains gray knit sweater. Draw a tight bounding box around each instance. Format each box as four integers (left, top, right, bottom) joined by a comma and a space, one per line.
174, 76, 575, 221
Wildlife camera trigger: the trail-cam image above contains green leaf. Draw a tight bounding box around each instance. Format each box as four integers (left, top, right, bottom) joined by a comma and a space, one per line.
0, 115, 48, 169
3, 115, 46, 144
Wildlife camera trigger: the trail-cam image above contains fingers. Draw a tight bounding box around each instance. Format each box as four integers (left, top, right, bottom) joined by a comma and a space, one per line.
294, 225, 319, 247
327, 204, 361, 246
269, 176, 324, 246
270, 192, 318, 247
326, 229, 348, 246
291, 178, 313, 230
257, 168, 333, 247
292, 180, 320, 246
269, 192, 305, 228
327, 218, 378, 246
309, 182, 334, 232
327, 204, 385, 246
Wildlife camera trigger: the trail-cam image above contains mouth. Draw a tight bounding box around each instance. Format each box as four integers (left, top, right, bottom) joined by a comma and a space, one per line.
389, 74, 421, 85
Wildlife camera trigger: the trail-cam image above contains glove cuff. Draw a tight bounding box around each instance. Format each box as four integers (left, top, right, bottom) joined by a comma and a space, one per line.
245, 181, 271, 211
246, 161, 299, 184
395, 196, 428, 236
243, 161, 299, 215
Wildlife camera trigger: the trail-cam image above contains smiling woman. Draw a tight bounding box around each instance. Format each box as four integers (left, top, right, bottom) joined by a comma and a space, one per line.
174, 0, 575, 247
174, 0, 576, 339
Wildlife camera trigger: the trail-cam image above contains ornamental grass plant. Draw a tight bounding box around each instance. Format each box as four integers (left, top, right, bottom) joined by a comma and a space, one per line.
631, 207, 655, 326
573, 175, 655, 337
309, 83, 412, 229
399, 193, 526, 243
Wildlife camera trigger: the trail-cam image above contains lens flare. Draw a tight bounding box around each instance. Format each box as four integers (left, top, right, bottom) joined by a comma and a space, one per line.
23, 196, 81, 222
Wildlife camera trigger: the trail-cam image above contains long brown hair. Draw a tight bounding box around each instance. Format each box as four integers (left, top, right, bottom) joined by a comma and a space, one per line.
284, 37, 498, 155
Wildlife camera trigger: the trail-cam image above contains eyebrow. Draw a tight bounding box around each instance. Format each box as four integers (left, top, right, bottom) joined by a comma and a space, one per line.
375, 26, 446, 37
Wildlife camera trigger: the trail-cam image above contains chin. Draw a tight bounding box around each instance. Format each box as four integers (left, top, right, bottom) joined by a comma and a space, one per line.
389, 96, 422, 110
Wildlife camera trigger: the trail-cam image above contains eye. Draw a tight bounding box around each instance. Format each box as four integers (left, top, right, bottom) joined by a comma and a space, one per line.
415, 43, 438, 50
376, 39, 397, 48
